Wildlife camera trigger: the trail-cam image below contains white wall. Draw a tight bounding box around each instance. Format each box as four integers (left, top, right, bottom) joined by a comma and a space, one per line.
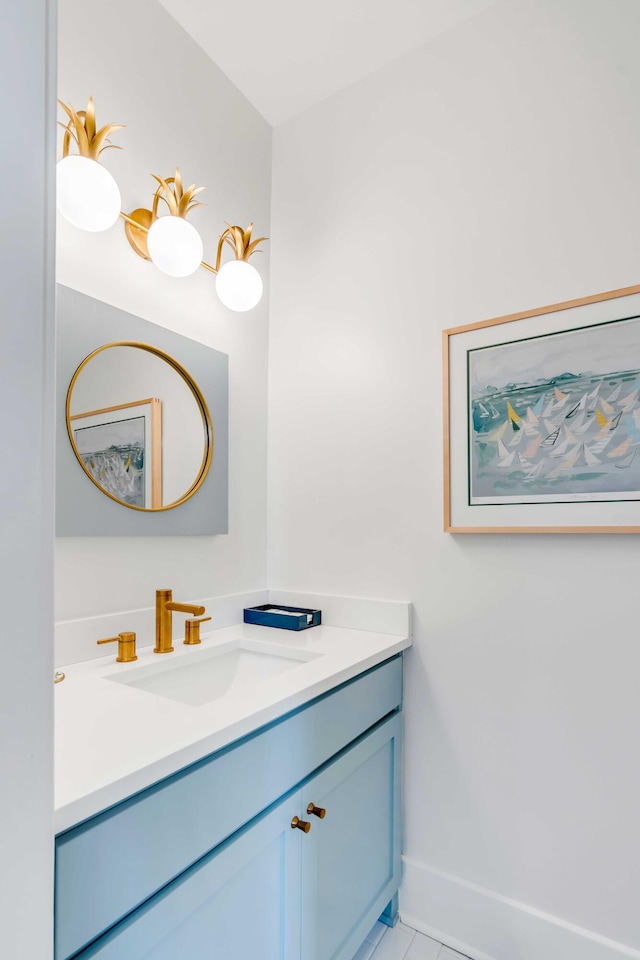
269, 1, 640, 956
0, 0, 55, 955
56, 0, 271, 620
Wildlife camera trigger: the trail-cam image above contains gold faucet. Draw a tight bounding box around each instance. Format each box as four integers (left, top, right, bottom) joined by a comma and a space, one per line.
155, 589, 206, 654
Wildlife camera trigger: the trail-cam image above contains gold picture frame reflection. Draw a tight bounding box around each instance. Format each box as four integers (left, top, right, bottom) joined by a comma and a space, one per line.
70, 397, 162, 509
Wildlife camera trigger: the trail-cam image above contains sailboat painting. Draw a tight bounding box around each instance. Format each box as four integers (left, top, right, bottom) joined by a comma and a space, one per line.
468, 313, 640, 504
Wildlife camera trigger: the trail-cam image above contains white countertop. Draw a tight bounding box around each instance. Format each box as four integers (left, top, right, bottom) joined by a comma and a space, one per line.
55, 622, 411, 834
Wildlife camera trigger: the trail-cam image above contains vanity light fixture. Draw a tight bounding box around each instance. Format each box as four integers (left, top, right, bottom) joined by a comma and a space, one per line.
56, 98, 124, 232
214, 224, 265, 313
57, 97, 267, 311
143, 171, 205, 278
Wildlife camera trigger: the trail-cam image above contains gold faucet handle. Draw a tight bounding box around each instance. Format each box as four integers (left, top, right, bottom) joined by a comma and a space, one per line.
97, 631, 138, 663
183, 616, 212, 646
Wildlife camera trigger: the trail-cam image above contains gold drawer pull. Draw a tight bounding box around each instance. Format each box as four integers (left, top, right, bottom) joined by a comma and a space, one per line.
307, 803, 326, 819
291, 816, 311, 833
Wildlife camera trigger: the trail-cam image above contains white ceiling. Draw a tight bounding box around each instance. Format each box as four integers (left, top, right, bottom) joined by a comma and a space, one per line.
157, 0, 500, 126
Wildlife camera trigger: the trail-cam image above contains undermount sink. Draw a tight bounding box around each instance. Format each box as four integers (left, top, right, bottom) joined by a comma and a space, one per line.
105, 639, 322, 707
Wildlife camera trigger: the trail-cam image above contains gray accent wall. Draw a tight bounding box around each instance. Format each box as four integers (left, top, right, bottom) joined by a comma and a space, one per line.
56, 285, 229, 536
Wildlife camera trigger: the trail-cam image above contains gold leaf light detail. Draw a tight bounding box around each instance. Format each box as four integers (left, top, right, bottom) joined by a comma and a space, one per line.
151, 167, 206, 221
215, 222, 267, 272
58, 97, 125, 161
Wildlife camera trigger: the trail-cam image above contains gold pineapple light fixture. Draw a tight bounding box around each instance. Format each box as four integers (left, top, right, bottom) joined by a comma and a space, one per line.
57, 97, 125, 232
214, 223, 267, 312
125, 169, 206, 278
57, 97, 267, 312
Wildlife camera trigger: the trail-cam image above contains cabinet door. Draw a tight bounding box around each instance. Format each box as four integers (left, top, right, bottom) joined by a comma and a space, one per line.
300, 714, 402, 960
77, 792, 303, 960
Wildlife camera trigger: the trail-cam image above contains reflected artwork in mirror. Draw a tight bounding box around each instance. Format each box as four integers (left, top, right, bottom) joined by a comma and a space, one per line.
66, 343, 213, 511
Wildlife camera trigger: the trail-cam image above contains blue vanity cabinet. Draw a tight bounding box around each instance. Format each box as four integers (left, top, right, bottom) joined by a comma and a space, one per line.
73, 713, 402, 960
58, 656, 404, 960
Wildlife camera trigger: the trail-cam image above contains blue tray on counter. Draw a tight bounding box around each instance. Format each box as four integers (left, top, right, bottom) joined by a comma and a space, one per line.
243, 604, 322, 631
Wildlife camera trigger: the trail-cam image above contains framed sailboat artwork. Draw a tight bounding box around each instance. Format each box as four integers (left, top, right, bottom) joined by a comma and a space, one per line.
443, 283, 640, 533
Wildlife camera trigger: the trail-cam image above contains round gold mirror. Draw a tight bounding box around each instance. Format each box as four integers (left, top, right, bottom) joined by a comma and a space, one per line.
66, 341, 213, 511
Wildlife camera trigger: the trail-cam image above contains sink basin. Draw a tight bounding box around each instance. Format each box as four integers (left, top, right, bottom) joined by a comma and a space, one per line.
105, 639, 321, 707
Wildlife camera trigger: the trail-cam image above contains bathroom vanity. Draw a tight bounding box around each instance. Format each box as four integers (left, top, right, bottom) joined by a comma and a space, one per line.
54, 621, 410, 960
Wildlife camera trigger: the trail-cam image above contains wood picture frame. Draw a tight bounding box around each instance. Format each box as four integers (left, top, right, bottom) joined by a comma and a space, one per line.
70, 397, 162, 510
443, 283, 640, 533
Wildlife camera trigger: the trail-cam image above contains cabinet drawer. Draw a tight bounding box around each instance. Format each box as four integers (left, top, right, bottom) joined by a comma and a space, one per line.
55, 656, 402, 959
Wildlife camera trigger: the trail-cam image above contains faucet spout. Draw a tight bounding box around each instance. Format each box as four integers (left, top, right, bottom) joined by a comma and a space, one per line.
165, 601, 206, 616
155, 589, 206, 654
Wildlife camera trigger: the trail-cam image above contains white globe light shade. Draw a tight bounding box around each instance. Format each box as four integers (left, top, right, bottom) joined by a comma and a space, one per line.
56, 155, 121, 232
146, 215, 204, 278
215, 259, 263, 312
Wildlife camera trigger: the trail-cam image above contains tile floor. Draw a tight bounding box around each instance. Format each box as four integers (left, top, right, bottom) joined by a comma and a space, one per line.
353, 920, 470, 960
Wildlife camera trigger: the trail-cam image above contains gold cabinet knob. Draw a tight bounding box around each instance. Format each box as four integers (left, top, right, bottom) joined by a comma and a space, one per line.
97, 631, 137, 662
291, 816, 311, 833
184, 616, 212, 645
307, 803, 326, 819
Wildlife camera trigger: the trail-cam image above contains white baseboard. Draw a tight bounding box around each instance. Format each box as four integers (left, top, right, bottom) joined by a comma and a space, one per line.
400, 856, 640, 960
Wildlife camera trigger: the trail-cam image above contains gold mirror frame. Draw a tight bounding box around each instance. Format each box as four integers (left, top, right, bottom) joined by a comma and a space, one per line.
66, 341, 214, 512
